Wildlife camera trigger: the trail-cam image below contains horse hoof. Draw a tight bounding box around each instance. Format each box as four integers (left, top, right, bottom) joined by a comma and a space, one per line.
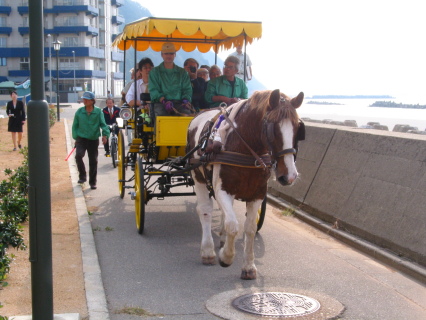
219, 259, 231, 268
241, 269, 257, 280
202, 256, 216, 265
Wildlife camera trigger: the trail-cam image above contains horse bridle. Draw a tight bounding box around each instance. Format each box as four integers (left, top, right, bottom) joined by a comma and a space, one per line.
263, 117, 305, 162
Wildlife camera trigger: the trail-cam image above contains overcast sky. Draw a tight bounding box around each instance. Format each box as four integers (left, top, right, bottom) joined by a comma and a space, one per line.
136, 0, 426, 103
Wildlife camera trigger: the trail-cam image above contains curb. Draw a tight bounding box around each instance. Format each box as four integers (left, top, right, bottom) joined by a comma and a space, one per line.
64, 119, 110, 320
267, 194, 426, 285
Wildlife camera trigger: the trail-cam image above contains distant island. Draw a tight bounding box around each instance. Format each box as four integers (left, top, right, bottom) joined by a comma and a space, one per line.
370, 101, 426, 109
308, 95, 394, 99
306, 101, 343, 105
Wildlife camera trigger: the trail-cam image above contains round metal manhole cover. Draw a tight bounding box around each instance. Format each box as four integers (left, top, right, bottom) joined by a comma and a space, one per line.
232, 292, 321, 318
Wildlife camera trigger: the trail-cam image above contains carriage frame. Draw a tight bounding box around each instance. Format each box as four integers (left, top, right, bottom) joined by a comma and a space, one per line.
112, 17, 265, 234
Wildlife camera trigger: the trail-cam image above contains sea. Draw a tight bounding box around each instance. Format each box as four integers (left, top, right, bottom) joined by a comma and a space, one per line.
298, 98, 426, 131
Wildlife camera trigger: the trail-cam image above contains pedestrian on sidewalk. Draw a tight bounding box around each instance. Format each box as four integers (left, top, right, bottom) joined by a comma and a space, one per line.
72, 91, 110, 189
102, 97, 120, 156
6, 90, 26, 151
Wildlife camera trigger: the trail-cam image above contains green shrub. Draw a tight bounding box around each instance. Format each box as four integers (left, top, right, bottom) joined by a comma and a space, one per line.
0, 147, 29, 293
49, 107, 56, 128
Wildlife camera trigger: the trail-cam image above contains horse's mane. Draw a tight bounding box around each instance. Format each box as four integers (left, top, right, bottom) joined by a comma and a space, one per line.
249, 90, 300, 127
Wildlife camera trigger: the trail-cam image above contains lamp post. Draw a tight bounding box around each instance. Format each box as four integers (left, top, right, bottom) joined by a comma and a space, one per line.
72, 50, 76, 99
47, 34, 52, 103
53, 39, 61, 121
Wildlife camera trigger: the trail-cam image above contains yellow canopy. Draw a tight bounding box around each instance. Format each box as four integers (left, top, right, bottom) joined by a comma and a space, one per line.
112, 17, 262, 53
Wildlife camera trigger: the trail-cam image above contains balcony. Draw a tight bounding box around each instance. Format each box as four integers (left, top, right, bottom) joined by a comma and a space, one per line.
0, 6, 11, 16
0, 26, 12, 35
17, 6, 28, 15
111, 0, 124, 7
45, 5, 99, 17
46, 25, 99, 36
18, 27, 29, 35
111, 15, 124, 25
111, 51, 123, 62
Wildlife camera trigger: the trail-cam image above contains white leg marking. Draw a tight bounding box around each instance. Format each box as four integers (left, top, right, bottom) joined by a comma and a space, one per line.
194, 179, 216, 265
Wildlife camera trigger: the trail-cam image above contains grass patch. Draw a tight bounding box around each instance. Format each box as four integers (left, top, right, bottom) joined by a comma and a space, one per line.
115, 306, 162, 317
281, 207, 295, 217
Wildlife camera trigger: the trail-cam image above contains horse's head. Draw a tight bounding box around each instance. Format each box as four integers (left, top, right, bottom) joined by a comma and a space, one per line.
263, 89, 304, 186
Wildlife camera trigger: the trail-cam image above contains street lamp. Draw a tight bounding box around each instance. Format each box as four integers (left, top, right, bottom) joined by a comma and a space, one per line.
53, 39, 61, 121
47, 34, 52, 103
72, 50, 76, 99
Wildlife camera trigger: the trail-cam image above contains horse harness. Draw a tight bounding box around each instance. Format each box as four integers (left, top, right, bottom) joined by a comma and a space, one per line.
188, 101, 305, 197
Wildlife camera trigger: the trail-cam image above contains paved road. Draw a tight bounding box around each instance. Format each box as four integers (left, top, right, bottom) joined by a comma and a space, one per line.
62, 106, 426, 320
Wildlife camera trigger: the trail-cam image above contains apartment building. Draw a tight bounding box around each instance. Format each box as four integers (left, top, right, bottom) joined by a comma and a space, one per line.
0, 0, 124, 102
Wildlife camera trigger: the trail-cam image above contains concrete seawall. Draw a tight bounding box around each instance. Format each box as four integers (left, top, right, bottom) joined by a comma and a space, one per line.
268, 123, 426, 267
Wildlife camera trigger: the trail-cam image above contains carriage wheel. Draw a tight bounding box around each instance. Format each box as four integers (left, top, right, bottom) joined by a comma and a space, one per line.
111, 136, 117, 168
117, 130, 126, 198
134, 157, 146, 234
256, 197, 267, 232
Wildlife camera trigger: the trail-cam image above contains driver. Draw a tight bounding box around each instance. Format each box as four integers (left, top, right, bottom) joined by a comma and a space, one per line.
148, 42, 194, 116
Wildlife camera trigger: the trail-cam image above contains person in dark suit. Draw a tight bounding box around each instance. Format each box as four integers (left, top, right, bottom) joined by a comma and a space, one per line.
6, 91, 26, 151
102, 98, 120, 156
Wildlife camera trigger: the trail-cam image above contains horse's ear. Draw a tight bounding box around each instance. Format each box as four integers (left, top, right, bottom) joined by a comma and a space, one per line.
291, 92, 304, 109
268, 89, 281, 110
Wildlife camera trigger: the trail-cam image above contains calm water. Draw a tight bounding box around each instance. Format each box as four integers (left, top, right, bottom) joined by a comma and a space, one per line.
298, 99, 426, 131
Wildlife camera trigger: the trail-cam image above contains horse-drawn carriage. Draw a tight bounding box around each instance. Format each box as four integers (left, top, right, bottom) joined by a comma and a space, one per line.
112, 17, 305, 279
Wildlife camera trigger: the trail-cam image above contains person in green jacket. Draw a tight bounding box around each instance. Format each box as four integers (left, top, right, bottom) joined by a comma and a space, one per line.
72, 91, 110, 189
148, 42, 193, 116
205, 55, 248, 108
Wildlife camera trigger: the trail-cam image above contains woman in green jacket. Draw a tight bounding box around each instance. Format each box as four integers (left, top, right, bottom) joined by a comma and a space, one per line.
72, 91, 110, 189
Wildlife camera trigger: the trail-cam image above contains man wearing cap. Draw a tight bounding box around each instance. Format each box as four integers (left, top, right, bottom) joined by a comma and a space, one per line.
148, 42, 193, 116
72, 91, 110, 190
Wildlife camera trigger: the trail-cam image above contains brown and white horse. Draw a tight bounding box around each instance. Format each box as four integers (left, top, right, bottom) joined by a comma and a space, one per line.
186, 89, 304, 279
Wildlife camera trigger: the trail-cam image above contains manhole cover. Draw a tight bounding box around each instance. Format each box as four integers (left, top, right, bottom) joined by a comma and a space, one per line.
232, 292, 321, 318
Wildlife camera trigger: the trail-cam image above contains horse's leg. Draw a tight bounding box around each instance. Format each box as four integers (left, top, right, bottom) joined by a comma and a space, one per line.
241, 199, 262, 280
218, 203, 226, 248
194, 181, 216, 265
215, 188, 237, 268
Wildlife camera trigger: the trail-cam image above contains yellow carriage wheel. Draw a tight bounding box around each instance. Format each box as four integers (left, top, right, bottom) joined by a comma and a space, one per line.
256, 197, 267, 232
117, 130, 126, 198
134, 157, 146, 234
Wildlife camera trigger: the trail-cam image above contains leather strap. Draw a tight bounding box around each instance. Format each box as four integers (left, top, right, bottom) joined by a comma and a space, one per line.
220, 106, 268, 169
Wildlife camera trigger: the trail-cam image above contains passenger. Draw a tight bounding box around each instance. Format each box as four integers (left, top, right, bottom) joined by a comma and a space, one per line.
192, 68, 209, 111
183, 58, 199, 80
148, 42, 193, 116
120, 68, 135, 106
102, 98, 121, 156
125, 57, 154, 109
208, 65, 222, 81
200, 64, 211, 72
205, 56, 248, 108
229, 45, 253, 81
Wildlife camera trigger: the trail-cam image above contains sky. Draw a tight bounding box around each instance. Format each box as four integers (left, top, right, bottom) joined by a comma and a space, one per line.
136, 0, 426, 103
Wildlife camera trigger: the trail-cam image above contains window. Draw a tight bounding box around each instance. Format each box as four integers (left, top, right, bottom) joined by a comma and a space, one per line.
63, 16, 78, 26
63, 37, 78, 47
0, 58, 7, 66
44, 57, 48, 70
22, 16, 29, 27
20, 58, 30, 70
0, 16, 6, 28
0, 37, 6, 47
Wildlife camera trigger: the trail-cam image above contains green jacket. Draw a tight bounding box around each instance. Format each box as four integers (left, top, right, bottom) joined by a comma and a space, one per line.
72, 106, 110, 140
148, 62, 192, 103
205, 76, 248, 108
